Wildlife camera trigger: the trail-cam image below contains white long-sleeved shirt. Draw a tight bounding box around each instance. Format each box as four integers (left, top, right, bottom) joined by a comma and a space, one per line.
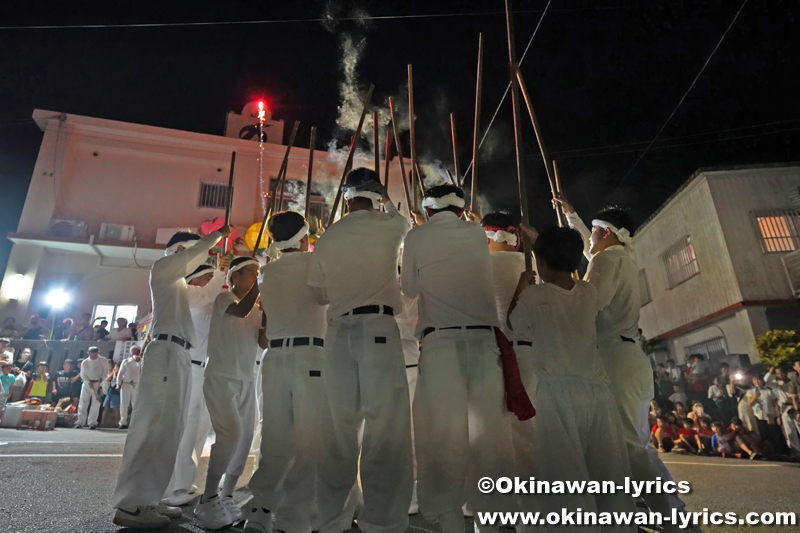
187, 271, 226, 363
308, 201, 409, 320
259, 252, 328, 340
80, 355, 109, 384
116, 357, 141, 385
565, 211, 640, 347
206, 290, 262, 382
401, 211, 499, 339
509, 280, 608, 383
149, 232, 222, 347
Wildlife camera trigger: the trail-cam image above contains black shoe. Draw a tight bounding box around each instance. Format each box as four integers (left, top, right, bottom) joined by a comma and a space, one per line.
73, 424, 83, 429
118, 424, 128, 429
89, 425, 97, 430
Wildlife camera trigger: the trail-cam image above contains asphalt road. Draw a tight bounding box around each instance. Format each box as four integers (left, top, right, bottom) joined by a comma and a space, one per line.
1, 428, 798, 533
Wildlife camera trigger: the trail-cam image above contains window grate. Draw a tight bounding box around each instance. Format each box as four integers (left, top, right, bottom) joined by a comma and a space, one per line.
638, 268, 652, 306
752, 209, 800, 253
661, 235, 700, 289
684, 336, 728, 367
199, 179, 230, 209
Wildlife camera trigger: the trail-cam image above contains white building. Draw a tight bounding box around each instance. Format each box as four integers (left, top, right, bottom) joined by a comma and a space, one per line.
634, 163, 800, 367
0, 108, 412, 328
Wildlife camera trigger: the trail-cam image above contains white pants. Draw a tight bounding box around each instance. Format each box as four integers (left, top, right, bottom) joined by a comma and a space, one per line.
406, 364, 419, 511
598, 339, 685, 518
250, 344, 325, 533
413, 329, 516, 527
113, 340, 193, 509
512, 368, 635, 532
204, 374, 256, 478
163, 364, 212, 498
315, 314, 413, 533
77, 381, 102, 426
119, 382, 138, 426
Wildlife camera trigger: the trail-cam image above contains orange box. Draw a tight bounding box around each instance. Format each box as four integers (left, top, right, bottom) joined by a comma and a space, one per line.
17, 410, 37, 429
35, 411, 57, 431
17, 410, 57, 430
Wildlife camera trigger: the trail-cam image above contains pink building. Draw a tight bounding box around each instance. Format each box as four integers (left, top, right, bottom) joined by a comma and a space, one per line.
0, 108, 411, 328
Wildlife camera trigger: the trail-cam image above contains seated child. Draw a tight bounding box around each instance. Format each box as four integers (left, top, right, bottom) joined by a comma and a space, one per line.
710, 422, 733, 456
676, 419, 699, 453
651, 416, 677, 452
696, 417, 714, 453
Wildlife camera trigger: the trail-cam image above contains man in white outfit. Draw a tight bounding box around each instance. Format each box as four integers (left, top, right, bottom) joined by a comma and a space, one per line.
162, 262, 228, 506
556, 196, 695, 532
247, 211, 328, 533
74, 346, 108, 429
112, 227, 229, 529
196, 256, 264, 530
116, 346, 142, 429
401, 185, 516, 533
396, 293, 420, 516
309, 168, 413, 533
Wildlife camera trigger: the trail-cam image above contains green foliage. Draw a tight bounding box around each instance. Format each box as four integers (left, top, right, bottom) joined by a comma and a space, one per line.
755, 330, 800, 368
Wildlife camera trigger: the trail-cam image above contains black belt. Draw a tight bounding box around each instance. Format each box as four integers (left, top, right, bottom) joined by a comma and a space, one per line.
341, 305, 394, 317
155, 333, 192, 350
190, 360, 206, 367
270, 337, 325, 349
620, 336, 636, 344
422, 325, 492, 338
512, 340, 533, 347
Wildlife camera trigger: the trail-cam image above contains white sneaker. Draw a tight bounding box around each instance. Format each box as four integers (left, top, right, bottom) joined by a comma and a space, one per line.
195, 495, 234, 530
243, 505, 272, 533
155, 502, 182, 519
220, 495, 243, 522
162, 489, 195, 506
113, 506, 170, 529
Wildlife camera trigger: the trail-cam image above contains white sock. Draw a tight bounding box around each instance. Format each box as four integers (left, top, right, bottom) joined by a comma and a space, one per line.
222, 474, 240, 498
204, 473, 223, 500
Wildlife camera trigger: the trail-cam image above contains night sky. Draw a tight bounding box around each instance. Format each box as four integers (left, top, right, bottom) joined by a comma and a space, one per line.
1, 0, 799, 276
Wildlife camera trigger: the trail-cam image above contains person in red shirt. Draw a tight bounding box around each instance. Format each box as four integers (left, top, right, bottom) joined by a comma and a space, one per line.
651, 416, 677, 452
696, 417, 714, 453
677, 419, 699, 452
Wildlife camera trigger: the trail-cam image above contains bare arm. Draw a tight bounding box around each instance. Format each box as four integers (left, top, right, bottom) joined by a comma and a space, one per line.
226, 284, 260, 318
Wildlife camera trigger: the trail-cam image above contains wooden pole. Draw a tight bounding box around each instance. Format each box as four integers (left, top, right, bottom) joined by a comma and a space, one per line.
373, 111, 380, 177
252, 121, 300, 257
505, 0, 533, 271
276, 121, 301, 213
450, 113, 460, 186
326, 84, 375, 228
470, 33, 484, 211
408, 65, 427, 205
414, 161, 427, 195
515, 67, 559, 203
445, 169, 457, 186
388, 96, 414, 220
383, 129, 392, 190
304, 127, 317, 219
552, 159, 567, 228
222, 151, 236, 253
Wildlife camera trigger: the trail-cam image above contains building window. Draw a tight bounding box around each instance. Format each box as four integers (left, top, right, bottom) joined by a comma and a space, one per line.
198, 179, 230, 209
92, 304, 138, 328
661, 235, 700, 289
753, 209, 800, 253
638, 268, 652, 306
684, 336, 728, 366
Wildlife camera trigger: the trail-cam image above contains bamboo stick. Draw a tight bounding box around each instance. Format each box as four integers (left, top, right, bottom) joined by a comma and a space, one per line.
326, 84, 375, 228
222, 151, 236, 253
515, 67, 558, 203
383, 129, 392, 190
450, 113, 460, 186
552, 159, 567, 228
388, 96, 414, 220
445, 169, 456, 186
373, 111, 380, 176
252, 121, 300, 257
304, 127, 317, 219
414, 161, 427, 195
276, 121, 301, 212
408, 65, 426, 205
470, 33, 484, 211
505, 0, 533, 271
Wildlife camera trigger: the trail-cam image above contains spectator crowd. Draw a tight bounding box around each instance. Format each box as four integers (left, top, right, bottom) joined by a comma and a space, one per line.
648, 352, 800, 461
1, 313, 138, 342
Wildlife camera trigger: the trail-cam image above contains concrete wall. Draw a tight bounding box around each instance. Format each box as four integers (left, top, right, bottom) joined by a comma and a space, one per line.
668, 308, 759, 365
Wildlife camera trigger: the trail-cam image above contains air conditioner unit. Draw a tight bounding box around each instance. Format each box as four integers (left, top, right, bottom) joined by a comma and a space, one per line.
155, 227, 197, 245
48, 219, 87, 239
100, 223, 135, 242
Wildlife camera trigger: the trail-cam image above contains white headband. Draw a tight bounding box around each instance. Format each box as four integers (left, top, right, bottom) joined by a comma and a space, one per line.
186, 266, 214, 283
422, 193, 466, 210
592, 219, 632, 245
267, 220, 309, 261
344, 188, 382, 210
227, 259, 260, 284
164, 238, 198, 256
485, 230, 518, 247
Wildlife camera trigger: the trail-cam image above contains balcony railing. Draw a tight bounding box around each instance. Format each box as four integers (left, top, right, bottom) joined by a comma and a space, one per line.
6, 339, 142, 372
